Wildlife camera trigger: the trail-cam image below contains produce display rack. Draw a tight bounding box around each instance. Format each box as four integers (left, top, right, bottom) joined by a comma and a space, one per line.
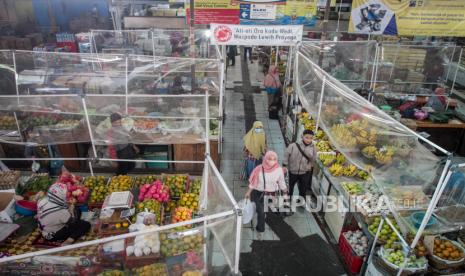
294, 45, 465, 275
0, 50, 240, 275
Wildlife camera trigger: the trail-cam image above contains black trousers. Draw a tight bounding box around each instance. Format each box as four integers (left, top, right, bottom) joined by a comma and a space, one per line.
251, 190, 266, 233
288, 171, 312, 200
47, 210, 91, 242
116, 161, 135, 175
227, 54, 235, 66
243, 47, 252, 61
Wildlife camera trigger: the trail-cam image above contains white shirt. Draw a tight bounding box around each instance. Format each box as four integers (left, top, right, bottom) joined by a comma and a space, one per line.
250, 169, 287, 192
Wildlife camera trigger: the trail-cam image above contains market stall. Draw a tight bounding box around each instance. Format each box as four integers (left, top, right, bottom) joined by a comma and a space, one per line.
0, 50, 224, 171
293, 47, 465, 275
0, 74, 241, 274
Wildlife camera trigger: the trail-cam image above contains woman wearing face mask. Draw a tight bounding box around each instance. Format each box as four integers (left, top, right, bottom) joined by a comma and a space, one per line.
264, 65, 282, 108
242, 121, 267, 178
245, 151, 287, 239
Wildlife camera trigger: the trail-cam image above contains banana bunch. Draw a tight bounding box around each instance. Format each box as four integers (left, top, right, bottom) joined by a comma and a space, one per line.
357, 170, 370, 180
299, 113, 315, 131
335, 153, 346, 165
362, 146, 378, 158
315, 130, 326, 140
343, 164, 358, 177
332, 124, 356, 148
316, 141, 332, 152
375, 150, 393, 164
319, 153, 335, 166
329, 163, 344, 177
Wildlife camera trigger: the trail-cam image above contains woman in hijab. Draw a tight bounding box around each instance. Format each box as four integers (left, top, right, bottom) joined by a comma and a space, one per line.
37, 183, 91, 245
242, 121, 267, 178
245, 151, 287, 239
264, 65, 282, 108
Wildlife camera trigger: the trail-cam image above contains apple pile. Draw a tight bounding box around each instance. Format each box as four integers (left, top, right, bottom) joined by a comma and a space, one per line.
138, 180, 170, 203
184, 250, 204, 270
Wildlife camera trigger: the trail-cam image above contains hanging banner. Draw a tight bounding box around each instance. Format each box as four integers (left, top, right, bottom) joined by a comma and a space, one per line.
186, 0, 240, 25
348, 0, 465, 37
210, 24, 303, 46
317, 0, 337, 8
240, 0, 317, 26
233, 0, 285, 4
240, 4, 277, 20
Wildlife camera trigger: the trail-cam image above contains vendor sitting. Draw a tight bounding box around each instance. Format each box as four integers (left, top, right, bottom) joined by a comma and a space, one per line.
37, 183, 91, 245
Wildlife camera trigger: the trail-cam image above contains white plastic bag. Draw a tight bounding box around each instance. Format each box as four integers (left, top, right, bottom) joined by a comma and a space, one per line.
239, 199, 255, 225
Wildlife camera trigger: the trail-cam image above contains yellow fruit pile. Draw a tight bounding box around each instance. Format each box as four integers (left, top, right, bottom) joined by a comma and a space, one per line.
179, 193, 199, 211
133, 263, 168, 276
329, 163, 344, 177
316, 141, 332, 152
362, 146, 378, 158
108, 175, 133, 193
84, 176, 108, 203
319, 153, 335, 166
0, 116, 16, 130
159, 231, 204, 257
172, 207, 193, 224
343, 165, 357, 177
165, 175, 187, 198
332, 124, 357, 148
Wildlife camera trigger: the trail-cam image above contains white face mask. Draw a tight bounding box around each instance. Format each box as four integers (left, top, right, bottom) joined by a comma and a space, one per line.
267, 160, 277, 167
254, 128, 263, 133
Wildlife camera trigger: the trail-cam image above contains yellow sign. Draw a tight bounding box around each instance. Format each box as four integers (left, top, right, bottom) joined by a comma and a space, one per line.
194, 0, 238, 9
278, 0, 318, 18
348, 0, 465, 37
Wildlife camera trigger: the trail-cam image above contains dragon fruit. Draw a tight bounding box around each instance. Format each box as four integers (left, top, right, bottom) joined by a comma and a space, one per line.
138, 180, 170, 203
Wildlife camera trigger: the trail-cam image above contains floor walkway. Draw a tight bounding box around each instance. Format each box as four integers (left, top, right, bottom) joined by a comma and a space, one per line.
219, 51, 345, 275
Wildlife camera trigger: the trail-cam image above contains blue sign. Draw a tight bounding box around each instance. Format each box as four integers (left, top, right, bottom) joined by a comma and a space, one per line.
240, 4, 251, 20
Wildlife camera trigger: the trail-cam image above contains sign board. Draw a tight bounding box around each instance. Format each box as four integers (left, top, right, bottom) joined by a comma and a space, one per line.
210, 24, 303, 46
349, 0, 465, 37
240, 0, 317, 26
317, 0, 336, 8
186, 0, 240, 25
240, 4, 277, 20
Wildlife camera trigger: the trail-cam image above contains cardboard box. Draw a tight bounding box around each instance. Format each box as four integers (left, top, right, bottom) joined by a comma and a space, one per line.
0, 192, 15, 223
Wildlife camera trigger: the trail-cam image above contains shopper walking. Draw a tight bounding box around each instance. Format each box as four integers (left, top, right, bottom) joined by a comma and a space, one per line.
243, 46, 253, 63
283, 129, 316, 207
37, 183, 91, 245
242, 121, 267, 178
227, 45, 237, 66
245, 151, 287, 239
264, 65, 282, 108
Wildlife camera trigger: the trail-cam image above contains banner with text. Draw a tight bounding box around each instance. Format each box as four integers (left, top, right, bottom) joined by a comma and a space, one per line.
210, 24, 303, 46
186, 0, 240, 25
240, 0, 317, 26
348, 0, 465, 37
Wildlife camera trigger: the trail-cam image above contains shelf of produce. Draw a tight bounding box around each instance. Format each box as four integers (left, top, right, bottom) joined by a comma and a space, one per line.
396, 213, 461, 236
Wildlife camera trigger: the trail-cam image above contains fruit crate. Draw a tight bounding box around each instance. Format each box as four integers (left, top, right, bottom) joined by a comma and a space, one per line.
0, 171, 20, 190
338, 231, 364, 274
124, 237, 161, 269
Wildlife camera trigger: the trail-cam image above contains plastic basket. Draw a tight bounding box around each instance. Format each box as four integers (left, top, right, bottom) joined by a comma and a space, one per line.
339, 232, 364, 274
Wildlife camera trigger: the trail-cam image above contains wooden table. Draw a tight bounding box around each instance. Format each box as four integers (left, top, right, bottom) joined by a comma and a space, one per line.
414, 118, 465, 155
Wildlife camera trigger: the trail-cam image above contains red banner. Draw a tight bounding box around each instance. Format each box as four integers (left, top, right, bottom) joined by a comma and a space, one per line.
186, 8, 240, 25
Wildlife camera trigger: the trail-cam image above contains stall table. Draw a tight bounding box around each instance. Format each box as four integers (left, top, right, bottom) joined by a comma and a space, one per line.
414, 119, 465, 155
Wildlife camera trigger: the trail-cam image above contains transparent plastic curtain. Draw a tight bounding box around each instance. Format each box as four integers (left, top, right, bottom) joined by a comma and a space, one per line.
12, 50, 126, 95
90, 29, 220, 60
207, 214, 238, 272
299, 41, 377, 89
204, 163, 236, 216
91, 29, 154, 55
0, 220, 233, 275
296, 52, 444, 210
375, 43, 460, 94
434, 160, 465, 227
0, 50, 16, 95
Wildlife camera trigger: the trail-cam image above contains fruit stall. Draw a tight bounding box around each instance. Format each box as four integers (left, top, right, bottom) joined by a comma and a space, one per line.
0, 56, 241, 274
293, 48, 465, 275
0, 158, 241, 275
0, 49, 225, 171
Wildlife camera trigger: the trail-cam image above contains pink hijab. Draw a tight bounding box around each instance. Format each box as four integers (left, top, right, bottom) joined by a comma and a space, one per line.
264, 65, 281, 88
249, 151, 280, 187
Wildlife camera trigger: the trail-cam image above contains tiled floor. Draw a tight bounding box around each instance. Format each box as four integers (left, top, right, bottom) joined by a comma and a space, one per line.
219, 56, 327, 257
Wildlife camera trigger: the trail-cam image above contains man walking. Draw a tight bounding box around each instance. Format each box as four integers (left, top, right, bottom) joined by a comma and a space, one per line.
283, 130, 316, 209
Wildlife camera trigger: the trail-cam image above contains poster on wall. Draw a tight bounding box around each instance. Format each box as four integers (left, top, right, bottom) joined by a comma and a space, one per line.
240, 0, 317, 26
210, 24, 303, 46
348, 0, 465, 37
240, 4, 277, 20
186, 0, 240, 24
